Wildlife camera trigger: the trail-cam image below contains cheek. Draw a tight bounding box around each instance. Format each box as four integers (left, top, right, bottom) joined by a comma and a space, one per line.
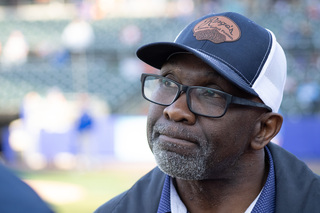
204, 116, 253, 159
146, 104, 164, 148
222, 118, 255, 156
147, 104, 163, 128
225, 117, 253, 144
202, 127, 251, 176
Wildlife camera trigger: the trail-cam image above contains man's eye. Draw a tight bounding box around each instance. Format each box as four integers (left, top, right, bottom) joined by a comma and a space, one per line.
203, 89, 220, 98
161, 79, 175, 87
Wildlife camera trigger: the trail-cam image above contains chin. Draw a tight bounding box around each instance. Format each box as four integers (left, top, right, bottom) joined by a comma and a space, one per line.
153, 148, 208, 180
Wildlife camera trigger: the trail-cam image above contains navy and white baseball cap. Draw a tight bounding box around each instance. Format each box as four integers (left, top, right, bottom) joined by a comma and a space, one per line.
136, 12, 287, 112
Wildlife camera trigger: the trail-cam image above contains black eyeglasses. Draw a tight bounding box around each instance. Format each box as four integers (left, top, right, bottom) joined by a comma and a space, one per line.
140, 73, 271, 118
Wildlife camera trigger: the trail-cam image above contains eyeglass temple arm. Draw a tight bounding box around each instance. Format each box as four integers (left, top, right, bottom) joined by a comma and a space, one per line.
231, 96, 272, 111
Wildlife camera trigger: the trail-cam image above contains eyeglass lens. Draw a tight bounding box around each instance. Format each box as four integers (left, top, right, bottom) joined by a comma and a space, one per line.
189, 88, 227, 117
143, 75, 179, 105
143, 75, 228, 117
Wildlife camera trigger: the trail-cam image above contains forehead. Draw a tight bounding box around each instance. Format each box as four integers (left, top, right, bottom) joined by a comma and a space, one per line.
161, 54, 220, 82
161, 53, 257, 99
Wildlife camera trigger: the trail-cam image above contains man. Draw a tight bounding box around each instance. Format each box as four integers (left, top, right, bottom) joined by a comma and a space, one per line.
96, 12, 320, 212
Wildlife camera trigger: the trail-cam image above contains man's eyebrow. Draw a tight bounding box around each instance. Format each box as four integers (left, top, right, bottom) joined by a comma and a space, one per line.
160, 64, 181, 75
203, 69, 224, 83
206, 70, 221, 78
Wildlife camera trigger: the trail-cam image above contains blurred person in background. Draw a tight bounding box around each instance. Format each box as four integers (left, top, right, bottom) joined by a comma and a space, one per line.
0, 29, 51, 210
61, 18, 94, 92
61, 18, 94, 55
95, 11, 320, 213
0, 94, 53, 212
1, 30, 29, 69
75, 93, 95, 170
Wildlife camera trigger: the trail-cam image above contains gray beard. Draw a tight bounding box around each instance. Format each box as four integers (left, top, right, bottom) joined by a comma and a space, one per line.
152, 142, 209, 180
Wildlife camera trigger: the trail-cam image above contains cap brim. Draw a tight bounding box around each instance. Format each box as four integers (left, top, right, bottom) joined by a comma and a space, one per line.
136, 42, 258, 96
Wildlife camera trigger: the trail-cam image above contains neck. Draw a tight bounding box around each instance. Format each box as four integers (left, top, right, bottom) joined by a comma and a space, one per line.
174, 149, 268, 213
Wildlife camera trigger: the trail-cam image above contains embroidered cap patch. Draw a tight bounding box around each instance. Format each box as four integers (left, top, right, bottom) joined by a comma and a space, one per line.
193, 16, 241, 44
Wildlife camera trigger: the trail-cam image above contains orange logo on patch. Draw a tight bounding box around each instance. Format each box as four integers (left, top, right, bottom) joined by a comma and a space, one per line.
193, 16, 241, 44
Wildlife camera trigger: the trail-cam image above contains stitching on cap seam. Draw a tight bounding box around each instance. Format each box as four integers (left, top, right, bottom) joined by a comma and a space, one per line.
197, 49, 251, 85
251, 31, 272, 84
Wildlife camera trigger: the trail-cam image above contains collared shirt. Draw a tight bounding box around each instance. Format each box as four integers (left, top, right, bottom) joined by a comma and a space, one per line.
157, 147, 275, 213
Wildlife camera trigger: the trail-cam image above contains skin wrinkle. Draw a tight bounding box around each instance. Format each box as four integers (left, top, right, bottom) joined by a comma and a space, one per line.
161, 58, 224, 89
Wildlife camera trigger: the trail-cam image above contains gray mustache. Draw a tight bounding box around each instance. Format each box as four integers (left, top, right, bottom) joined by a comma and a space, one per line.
152, 123, 204, 144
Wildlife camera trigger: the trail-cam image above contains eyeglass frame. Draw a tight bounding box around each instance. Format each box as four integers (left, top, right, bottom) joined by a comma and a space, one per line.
140, 73, 272, 118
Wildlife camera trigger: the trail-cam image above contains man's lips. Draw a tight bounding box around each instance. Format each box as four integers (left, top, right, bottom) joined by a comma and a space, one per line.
159, 134, 197, 146
154, 125, 200, 147
151, 123, 204, 155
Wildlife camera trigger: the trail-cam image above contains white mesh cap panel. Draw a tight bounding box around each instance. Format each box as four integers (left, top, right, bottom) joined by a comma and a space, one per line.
252, 30, 287, 112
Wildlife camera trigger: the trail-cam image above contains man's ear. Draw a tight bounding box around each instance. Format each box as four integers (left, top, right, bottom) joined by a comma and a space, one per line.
251, 112, 283, 150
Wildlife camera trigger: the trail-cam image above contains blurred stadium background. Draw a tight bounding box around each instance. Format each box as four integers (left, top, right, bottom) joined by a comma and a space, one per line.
0, 0, 319, 212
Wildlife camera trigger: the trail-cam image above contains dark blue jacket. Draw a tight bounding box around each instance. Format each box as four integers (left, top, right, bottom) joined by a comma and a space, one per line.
0, 163, 54, 213
95, 142, 320, 213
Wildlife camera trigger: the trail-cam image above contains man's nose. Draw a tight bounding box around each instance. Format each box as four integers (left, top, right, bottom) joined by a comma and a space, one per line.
163, 93, 196, 124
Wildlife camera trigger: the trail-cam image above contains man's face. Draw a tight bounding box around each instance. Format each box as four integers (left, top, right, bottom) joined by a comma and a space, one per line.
146, 53, 264, 180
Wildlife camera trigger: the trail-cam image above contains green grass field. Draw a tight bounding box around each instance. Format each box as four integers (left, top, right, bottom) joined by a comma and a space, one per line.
14, 160, 320, 213
15, 162, 156, 213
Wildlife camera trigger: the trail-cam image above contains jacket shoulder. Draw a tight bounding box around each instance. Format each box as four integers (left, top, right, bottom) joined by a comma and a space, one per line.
95, 167, 166, 213
268, 142, 320, 212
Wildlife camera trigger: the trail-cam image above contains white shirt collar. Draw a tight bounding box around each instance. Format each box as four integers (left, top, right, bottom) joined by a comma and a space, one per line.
170, 178, 187, 213
170, 177, 262, 213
